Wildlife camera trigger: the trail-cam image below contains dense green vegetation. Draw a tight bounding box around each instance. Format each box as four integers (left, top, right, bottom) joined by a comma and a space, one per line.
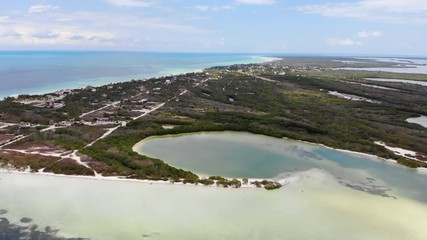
182, 71, 427, 167
252, 180, 282, 190
2, 58, 427, 187
78, 66, 427, 183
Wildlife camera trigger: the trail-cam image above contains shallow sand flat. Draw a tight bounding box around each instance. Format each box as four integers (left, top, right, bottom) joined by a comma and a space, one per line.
1, 169, 427, 240
2, 132, 427, 240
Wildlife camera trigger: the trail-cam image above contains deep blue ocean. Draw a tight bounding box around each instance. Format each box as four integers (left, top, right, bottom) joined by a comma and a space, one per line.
0, 51, 270, 99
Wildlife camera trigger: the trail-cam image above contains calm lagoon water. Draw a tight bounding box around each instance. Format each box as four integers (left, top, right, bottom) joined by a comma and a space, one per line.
341, 58, 427, 74
364, 78, 427, 86
0, 52, 269, 99
2, 132, 427, 239
135, 132, 427, 202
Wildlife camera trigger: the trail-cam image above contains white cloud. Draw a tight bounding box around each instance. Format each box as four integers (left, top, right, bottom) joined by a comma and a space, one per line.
328, 38, 362, 46
12, 27, 113, 45
28, 5, 59, 13
0, 3, 213, 49
235, 0, 276, 5
24, 9, 211, 35
195, 5, 233, 11
107, 0, 155, 7
142, 21, 212, 34
200, 5, 232, 11
298, 0, 427, 23
0, 25, 22, 38
327, 31, 381, 47
0, 16, 9, 23
358, 31, 382, 38
70, 11, 212, 34
55, 18, 74, 22
32, 31, 60, 39
0, 14, 114, 47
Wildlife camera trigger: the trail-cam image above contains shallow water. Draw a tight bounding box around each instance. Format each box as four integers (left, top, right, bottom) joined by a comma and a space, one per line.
0, 52, 268, 99
364, 78, 427, 86
1, 132, 427, 239
340, 58, 427, 74
1, 169, 427, 240
135, 132, 427, 202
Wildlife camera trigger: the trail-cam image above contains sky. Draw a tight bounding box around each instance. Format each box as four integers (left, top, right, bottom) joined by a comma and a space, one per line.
0, 0, 426, 55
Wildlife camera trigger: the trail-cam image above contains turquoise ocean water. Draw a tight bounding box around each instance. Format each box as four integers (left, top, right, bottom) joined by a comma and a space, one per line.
0, 51, 269, 99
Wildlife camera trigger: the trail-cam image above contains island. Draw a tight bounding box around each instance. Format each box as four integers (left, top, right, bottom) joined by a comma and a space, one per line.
1, 57, 427, 190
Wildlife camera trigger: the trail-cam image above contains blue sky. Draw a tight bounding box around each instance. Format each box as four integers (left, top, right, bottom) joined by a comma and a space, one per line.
0, 0, 426, 55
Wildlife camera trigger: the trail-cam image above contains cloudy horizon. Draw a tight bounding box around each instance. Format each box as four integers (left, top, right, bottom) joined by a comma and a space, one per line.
0, 0, 426, 56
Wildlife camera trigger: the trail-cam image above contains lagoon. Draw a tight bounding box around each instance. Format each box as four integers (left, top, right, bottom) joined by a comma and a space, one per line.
364, 78, 427, 87
134, 132, 427, 202
341, 58, 427, 74
2, 132, 427, 239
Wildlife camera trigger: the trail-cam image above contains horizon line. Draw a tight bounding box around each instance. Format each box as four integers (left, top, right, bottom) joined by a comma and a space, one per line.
0, 50, 426, 58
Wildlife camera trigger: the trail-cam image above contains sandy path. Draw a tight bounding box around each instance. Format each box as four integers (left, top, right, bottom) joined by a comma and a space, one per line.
0, 135, 26, 149
374, 141, 425, 162
79, 101, 120, 118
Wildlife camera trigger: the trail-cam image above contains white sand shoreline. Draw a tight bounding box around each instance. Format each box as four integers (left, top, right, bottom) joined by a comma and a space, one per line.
0, 167, 292, 190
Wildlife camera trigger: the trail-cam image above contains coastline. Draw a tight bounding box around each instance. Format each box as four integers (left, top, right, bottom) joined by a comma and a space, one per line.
0, 166, 294, 190
1, 54, 279, 100
2, 55, 427, 188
